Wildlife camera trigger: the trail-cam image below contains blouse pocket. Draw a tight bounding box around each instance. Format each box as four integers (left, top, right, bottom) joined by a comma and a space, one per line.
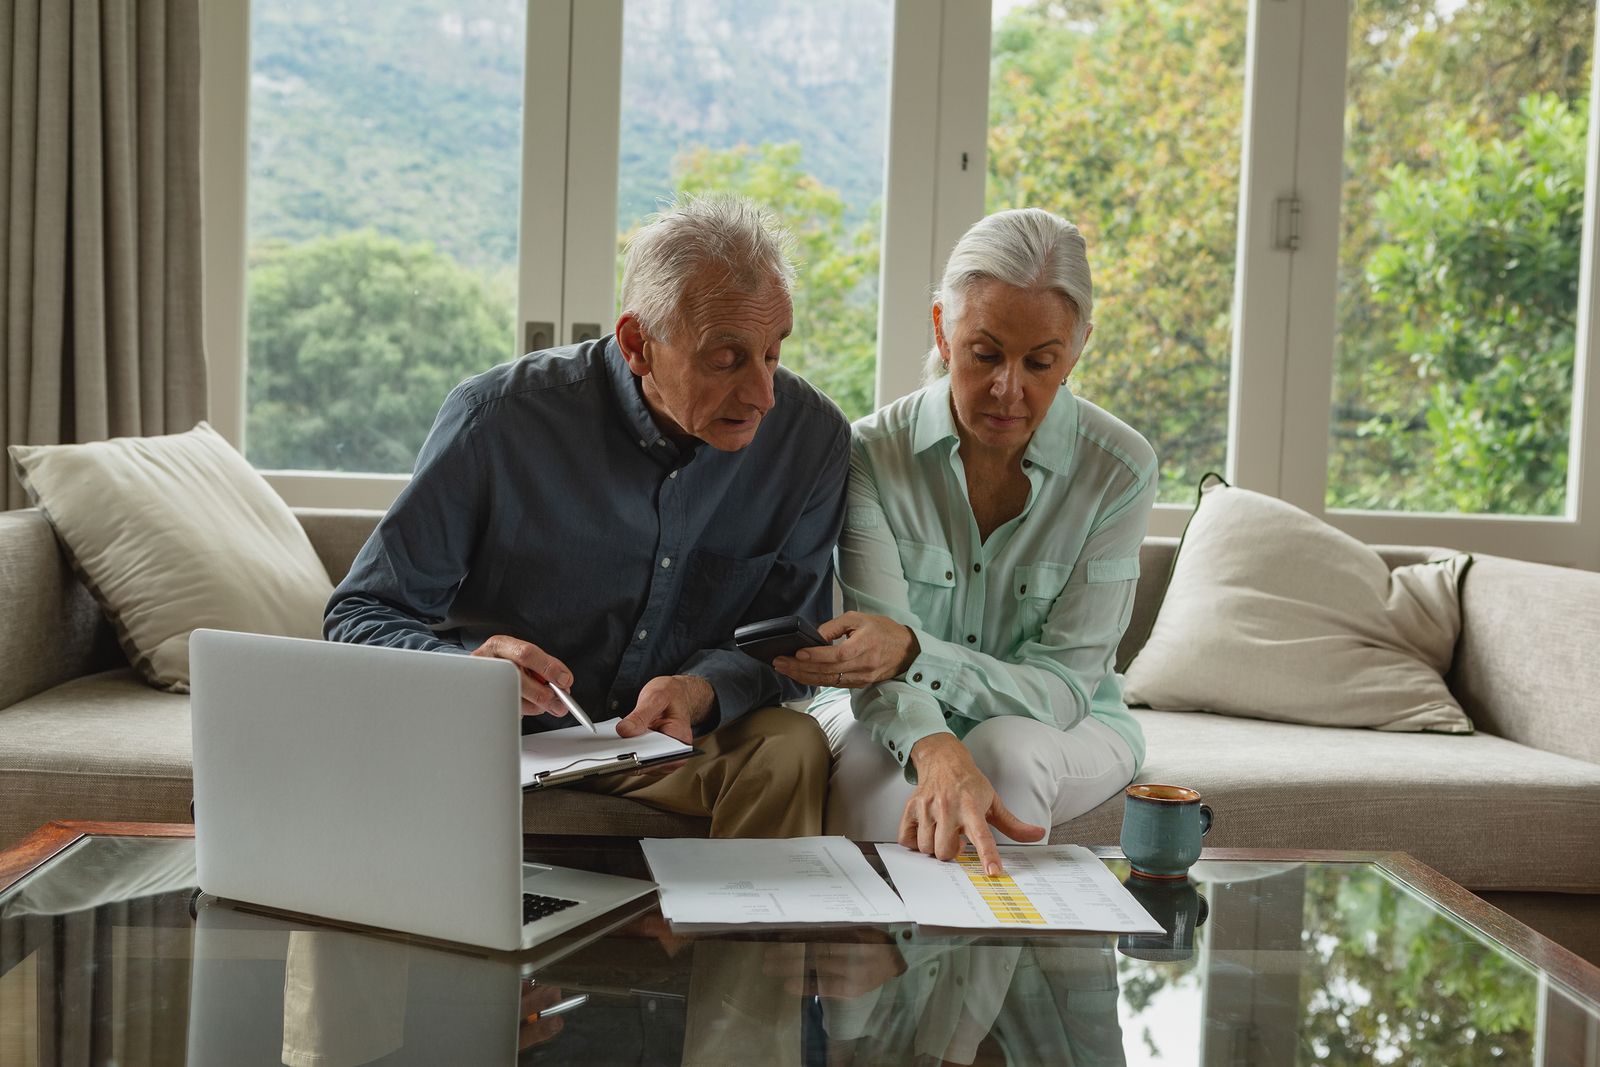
1011, 561, 1075, 642
895, 538, 957, 633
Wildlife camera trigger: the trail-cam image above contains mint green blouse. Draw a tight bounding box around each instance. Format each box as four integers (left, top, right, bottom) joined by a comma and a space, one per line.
823, 375, 1156, 779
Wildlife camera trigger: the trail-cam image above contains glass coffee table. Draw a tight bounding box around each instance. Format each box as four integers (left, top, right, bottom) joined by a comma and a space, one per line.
1, 822, 1596, 1065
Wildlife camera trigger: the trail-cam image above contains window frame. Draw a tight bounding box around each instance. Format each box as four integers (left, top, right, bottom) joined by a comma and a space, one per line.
200, 0, 1600, 567
1272, 0, 1600, 567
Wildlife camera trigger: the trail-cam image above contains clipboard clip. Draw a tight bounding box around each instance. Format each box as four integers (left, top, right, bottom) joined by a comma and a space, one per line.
534, 753, 642, 787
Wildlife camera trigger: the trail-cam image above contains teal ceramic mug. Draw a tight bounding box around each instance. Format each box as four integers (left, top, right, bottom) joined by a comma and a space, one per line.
1120, 784, 1213, 879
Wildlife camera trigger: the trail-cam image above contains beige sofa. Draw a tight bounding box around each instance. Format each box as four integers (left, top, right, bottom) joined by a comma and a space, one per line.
3, 506, 1597, 962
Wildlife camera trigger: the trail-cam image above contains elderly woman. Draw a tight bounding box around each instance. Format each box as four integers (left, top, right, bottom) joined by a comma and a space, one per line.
776, 208, 1155, 876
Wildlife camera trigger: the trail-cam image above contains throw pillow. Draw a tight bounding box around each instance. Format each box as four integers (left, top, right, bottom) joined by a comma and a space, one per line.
8, 422, 333, 691
1123, 481, 1473, 733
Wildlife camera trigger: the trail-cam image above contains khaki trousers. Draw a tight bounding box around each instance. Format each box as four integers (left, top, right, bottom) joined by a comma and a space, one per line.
578, 704, 829, 838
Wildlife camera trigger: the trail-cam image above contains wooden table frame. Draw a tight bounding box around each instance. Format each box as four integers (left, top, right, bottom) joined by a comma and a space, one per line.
4, 823, 1599, 1008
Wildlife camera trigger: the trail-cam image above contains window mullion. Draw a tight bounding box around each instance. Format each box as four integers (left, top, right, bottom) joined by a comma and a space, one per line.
559, 0, 624, 345
1565, 12, 1600, 569
199, 0, 250, 451
1274, 0, 1348, 515
518, 0, 576, 354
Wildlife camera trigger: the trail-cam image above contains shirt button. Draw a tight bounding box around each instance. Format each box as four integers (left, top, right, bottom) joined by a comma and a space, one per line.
944, 570, 953, 581
1020, 584, 1028, 595
930, 681, 942, 691
966, 635, 976, 643
660, 557, 671, 568
912, 672, 923, 683
637, 629, 648, 641
1023, 459, 1032, 469
638, 439, 648, 448
609, 700, 619, 711
973, 563, 982, 574
669, 470, 678, 479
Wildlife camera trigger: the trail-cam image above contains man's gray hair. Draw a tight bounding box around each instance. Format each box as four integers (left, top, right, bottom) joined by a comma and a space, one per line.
620, 194, 797, 342
925, 208, 1094, 381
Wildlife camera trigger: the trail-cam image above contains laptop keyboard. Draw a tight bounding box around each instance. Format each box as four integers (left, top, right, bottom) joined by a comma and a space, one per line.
523, 892, 582, 924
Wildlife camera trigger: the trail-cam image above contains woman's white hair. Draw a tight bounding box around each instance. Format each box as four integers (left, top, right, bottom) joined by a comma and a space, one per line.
620, 194, 796, 342
924, 208, 1094, 381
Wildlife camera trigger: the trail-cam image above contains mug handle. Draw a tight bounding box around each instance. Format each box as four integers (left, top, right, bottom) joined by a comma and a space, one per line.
1199, 803, 1214, 838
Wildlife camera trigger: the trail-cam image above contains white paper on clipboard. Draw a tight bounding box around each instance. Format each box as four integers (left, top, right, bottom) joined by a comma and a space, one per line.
520, 721, 695, 789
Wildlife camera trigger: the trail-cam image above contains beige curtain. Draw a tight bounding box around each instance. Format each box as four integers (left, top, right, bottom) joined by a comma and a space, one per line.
0, 0, 206, 509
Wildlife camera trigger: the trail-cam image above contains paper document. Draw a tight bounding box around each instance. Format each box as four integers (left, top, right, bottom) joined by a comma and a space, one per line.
640, 837, 909, 926
520, 721, 694, 788
876, 843, 1164, 933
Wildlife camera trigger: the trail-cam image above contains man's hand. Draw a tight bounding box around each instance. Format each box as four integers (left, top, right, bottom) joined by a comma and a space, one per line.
518, 980, 571, 1051
772, 612, 918, 688
899, 733, 1046, 876
471, 635, 574, 718
616, 675, 716, 745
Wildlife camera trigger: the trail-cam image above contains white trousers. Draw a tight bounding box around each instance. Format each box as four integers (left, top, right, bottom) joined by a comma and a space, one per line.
810, 696, 1137, 843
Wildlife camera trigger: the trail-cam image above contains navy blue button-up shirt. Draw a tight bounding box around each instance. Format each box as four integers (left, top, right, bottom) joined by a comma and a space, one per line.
325, 337, 850, 732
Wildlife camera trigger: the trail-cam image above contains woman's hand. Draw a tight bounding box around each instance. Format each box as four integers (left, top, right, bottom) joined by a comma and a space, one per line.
900, 734, 1046, 876
772, 612, 919, 688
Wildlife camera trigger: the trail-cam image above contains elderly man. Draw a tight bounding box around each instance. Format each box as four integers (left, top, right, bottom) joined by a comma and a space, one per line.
325, 195, 848, 837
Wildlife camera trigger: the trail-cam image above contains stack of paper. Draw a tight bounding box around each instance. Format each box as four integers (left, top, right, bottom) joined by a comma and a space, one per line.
876, 843, 1163, 933
638, 837, 1162, 934
640, 837, 908, 926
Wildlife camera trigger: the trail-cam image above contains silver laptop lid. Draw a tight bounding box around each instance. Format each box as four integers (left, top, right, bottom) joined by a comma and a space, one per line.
190, 629, 525, 950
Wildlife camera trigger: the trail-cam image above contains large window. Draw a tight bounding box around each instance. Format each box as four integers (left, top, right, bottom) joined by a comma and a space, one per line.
244, 0, 524, 474
987, 0, 1247, 502
202, 0, 1600, 568
615, 0, 891, 421
1327, 0, 1594, 516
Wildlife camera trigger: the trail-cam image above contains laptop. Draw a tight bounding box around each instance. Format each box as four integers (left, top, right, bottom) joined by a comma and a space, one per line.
189, 629, 657, 952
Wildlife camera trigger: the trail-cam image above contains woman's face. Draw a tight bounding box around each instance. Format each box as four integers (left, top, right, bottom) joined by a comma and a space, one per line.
935, 279, 1086, 456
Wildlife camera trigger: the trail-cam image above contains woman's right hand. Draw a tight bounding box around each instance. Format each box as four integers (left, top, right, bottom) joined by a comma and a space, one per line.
771, 611, 919, 688
900, 734, 1046, 876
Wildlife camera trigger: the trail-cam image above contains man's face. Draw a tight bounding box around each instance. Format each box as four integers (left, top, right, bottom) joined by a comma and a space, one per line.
622, 271, 793, 452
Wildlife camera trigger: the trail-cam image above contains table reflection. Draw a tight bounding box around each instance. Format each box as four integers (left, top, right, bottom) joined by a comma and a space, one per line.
187, 900, 525, 1065
2, 838, 1598, 1067
813, 934, 1127, 1066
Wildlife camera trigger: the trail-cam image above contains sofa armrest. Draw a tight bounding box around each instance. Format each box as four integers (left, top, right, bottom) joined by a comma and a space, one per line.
0, 510, 120, 709
293, 508, 383, 585
1448, 554, 1600, 766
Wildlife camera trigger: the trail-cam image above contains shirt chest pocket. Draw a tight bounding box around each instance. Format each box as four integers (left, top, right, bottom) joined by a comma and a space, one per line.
679, 549, 779, 640
1011, 561, 1076, 640
895, 539, 957, 631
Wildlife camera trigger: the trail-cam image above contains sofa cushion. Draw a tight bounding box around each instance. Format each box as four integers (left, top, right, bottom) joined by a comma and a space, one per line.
1053, 708, 1600, 894
8, 424, 333, 691
1124, 482, 1473, 733
0, 669, 194, 846
0, 669, 708, 850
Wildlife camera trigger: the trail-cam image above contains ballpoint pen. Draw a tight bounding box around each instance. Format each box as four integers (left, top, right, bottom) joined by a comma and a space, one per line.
526, 992, 588, 1021
549, 681, 598, 734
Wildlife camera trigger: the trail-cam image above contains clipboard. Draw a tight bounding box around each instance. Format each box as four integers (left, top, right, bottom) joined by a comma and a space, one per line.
523, 748, 701, 790
519, 721, 698, 790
